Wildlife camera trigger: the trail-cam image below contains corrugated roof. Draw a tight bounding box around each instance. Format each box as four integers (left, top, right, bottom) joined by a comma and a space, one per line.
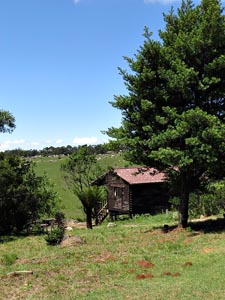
114, 167, 166, 185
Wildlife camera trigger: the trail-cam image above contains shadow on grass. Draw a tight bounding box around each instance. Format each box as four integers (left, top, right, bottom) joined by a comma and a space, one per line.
153, 217, 225, 234
189, 218, 225, 233
0, 229, 46, 244
0, 235, 17, 244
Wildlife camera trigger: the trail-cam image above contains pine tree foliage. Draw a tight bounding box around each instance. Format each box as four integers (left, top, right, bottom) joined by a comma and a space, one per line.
107, 0, 225, 227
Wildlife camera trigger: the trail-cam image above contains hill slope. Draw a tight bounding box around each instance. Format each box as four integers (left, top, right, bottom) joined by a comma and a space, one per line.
34, 153, 131, 219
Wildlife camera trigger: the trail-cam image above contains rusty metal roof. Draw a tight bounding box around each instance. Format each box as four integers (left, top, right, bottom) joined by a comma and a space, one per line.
114, 167, 166, 185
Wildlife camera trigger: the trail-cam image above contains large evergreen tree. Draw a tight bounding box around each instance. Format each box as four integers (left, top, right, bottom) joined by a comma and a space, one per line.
107, 0, 225, 227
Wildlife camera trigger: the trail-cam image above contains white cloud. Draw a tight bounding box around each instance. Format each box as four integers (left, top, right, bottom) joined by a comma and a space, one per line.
72, 137, 99, 145
0, 139, 54, 151
31, 142, 40, 146
55, 139, 63, 144
0, 139, 26, 150
45, 139, 52, 144
0, 136, 105, 151
73, 0, 80, 4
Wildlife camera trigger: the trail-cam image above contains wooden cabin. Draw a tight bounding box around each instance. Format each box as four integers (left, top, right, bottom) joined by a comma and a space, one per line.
93, 167, 170, 222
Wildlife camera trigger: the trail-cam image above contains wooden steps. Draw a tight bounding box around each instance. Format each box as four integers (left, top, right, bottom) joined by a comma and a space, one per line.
94, 202, 108, 225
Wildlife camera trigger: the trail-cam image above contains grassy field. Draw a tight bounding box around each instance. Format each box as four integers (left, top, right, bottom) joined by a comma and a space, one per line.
34, 153, 131, 220
1, 214, 225, 299
5, 153, 223, 299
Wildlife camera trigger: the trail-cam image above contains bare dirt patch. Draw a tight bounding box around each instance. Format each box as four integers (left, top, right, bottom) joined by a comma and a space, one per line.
94, 251, 115, 263
137, 260, 154, 268
136, 273, 154, 279
65, 220, 86, 228
202, 247, 217, 254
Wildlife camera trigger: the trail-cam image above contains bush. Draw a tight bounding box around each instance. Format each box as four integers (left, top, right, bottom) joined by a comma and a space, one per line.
55, 211, 65, 229
0, 153, 60, 234
189, 181, 225, 218
189, 193, 222, 218
45, 227, 65, 245
170, 180, 225, 218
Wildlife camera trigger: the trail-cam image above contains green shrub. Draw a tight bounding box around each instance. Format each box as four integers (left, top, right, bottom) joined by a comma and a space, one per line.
45, 227, 65, 246
189, 181, 225, 217
186, 226, 193, 233
170, 180, 225, 218
55, 211, 65, 228
0, 153, 60, 234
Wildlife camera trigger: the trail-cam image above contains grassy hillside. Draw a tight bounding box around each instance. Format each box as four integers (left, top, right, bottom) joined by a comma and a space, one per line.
34, 153, 131, 220
1, 215, 225, 299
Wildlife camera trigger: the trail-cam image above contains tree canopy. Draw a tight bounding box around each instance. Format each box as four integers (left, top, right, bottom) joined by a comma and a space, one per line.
107, 0, 225, 227
61, 145, 103, 192
0, 110, 16, 133
0, 153, 60, 233
61, 145, 105, 228
0, 110, 60, 234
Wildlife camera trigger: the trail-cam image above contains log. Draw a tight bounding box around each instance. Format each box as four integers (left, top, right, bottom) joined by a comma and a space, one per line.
7, 270, 33, 276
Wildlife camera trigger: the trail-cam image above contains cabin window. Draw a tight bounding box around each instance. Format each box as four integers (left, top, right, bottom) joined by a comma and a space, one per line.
113, 187, 124, 198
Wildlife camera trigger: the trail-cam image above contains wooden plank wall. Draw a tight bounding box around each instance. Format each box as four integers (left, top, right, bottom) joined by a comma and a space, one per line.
131, 183, 170, 214
106, 174, 130, 212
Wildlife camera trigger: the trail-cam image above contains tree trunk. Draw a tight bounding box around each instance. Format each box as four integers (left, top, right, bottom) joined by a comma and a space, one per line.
179, 188, 189, 228
86, 209, 93, 229
178, 172, 190, 228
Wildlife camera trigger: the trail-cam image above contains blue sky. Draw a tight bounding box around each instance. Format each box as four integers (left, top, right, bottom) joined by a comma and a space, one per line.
1, 0, 183, 151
